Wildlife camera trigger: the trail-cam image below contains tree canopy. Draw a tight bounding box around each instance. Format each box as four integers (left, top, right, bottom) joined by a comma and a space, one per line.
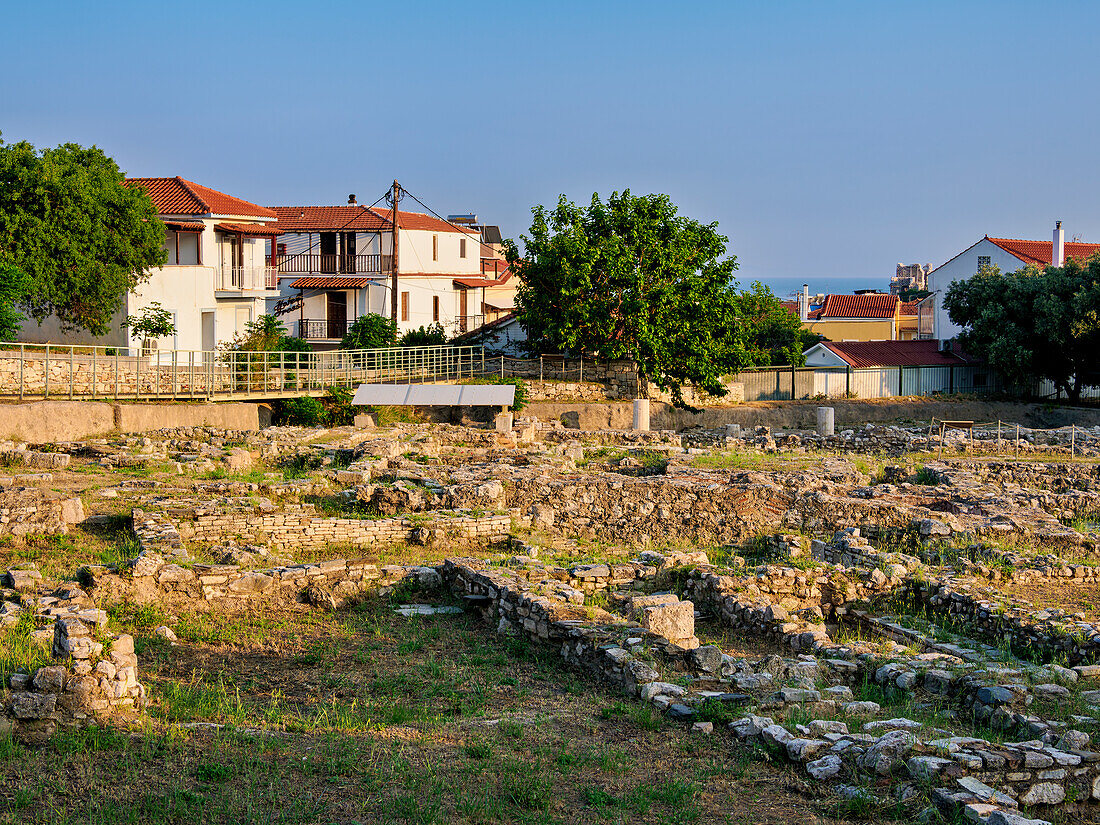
0, 263, 30, 342
341, 313, 397, 350
508, 191, 802, 406
944, 258, 1100, 401
0, 136, 166, 335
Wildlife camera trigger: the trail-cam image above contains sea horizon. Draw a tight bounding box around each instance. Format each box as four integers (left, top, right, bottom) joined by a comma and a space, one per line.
738, 275, 892, 299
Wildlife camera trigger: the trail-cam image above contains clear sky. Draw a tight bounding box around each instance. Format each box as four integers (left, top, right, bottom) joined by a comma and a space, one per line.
3, 1, 1098, 294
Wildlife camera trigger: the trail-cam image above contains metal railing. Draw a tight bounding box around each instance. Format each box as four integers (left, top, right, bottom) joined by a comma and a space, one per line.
216, 265, 278, 291
267, 253, 392, 274
296, 319, 354, 340
0, 343, 487, 401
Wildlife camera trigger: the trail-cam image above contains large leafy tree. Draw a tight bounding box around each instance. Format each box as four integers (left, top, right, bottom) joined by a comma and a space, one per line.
0, 135, 166, 335
944, 258, 1100, 401
729, 282, 811, 367
509, 190, 779, 406
0, 263, 30, 341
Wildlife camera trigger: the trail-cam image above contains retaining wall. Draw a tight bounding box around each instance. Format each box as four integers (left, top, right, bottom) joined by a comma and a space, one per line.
0, 400, 266, 442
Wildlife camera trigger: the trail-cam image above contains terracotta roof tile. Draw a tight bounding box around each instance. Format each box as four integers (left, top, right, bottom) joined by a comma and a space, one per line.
811, 294, 898, 319
986, 236, 1100, 266
288, 276, 376, 289
821, 340, 979, 368
215, 222, 282, 236
270, 205, 471, 234
271, 206, 388, 232
899, 300, 920, 316
124, 177, 275, 219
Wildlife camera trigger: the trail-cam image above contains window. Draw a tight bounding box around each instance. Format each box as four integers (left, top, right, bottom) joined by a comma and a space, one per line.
432, 235, 438, 261
459, 237, 467, 258
163, 230, 200, 265
977, 255, 991, 271
401, 291, 410, 322
432, 295, 440, 322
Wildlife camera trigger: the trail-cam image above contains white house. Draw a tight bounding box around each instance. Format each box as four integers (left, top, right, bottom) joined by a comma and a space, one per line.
18, 176, 281, 353
269, 198, 517, 347
920, 222, 1100, 341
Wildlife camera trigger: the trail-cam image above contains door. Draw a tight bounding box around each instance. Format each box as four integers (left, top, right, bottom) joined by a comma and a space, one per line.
320, 232, 337, 273
327, 292, 347, 339
458, 288, 468, 332
342, 232, 356, 273
201, 311, 215, 364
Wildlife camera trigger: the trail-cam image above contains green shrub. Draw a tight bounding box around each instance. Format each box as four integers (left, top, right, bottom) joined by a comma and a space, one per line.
275, 396, 325, 426
468, 376, 528, 412
399, 323, 447, 347
341, 314, 396, 350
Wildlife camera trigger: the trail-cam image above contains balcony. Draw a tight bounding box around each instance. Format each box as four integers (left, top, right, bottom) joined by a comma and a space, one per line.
267, 253, 392, 275
216, 265, 278, 292
296, 318, 353, 340
450, 314, 486, 335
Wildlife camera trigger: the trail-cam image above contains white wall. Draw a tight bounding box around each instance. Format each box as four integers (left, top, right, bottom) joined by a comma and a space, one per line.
393, 228, 481, 276
927, 238, 1026, 340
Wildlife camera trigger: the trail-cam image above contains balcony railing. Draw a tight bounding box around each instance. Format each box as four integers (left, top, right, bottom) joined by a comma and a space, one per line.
296, 318, 354, 340
267, 253, 392, 275
451, 314, 486, 335
217, 265, 277, 291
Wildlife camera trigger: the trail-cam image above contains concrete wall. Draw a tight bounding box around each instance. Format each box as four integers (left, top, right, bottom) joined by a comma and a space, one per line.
0, 401, 267, 443
525, 398, 1100, 431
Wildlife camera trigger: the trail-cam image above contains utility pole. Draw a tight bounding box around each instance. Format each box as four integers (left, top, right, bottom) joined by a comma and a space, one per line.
390, 180, 400, 327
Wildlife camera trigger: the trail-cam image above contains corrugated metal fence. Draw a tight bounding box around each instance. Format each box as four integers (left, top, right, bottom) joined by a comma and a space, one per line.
729, 364, 1005, 402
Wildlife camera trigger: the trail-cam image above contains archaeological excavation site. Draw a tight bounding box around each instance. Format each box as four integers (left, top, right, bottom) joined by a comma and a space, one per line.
3, 410, 1100, 825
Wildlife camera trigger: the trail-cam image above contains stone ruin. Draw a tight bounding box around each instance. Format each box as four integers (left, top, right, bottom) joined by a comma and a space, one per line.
2, 418, 1100, 824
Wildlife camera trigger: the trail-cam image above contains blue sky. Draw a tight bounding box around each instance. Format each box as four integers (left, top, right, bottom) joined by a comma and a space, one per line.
3, 1, 1098, 295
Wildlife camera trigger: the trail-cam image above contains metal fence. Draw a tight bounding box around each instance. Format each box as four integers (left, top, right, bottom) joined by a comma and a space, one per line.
729, 364, 1005, 402
0, 343, 487, 401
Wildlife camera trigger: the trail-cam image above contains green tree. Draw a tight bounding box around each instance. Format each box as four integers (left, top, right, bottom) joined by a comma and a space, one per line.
341, 313, 396, 350
122, 301, 176, 343
944, 258, 1100, 401
399, 323, 447, 347
728, 282, 810, 367
509, 191, 755, 406
224, 314, 310, 353
0, 263, 30, 341
0, 135, 166, 334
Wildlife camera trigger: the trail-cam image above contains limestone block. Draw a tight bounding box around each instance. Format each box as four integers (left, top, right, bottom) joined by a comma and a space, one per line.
640, 600, 694, 643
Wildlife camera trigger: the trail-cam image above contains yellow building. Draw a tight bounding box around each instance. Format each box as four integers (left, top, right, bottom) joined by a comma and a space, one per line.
785, 290, 918, 342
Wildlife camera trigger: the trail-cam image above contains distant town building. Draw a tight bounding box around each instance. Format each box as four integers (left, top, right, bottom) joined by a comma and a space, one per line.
783, 286, 918, 342
18, 176, 281, 352
889, 263, 932, 295
269, 199, 518, 347
920, 223, 1100, 341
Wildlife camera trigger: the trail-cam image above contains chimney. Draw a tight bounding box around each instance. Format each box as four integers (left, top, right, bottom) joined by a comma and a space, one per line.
348, 194, 357, 205
1053, 221, 1065, 267
798, 283, 810, 322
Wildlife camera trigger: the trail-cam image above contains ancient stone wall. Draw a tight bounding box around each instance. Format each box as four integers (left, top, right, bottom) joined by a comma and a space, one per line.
177, 505, 514, 550
0, 486, 84, 537
2, 615, 144, 743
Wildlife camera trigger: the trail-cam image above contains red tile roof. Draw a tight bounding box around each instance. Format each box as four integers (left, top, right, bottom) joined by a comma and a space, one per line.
163, 220, 205, 232
809, 293, 898, 319
215, 222, 282, 236
368, 207, 470, 234
899, 300, 920, 316
819, 340, 978, 368
986, 236, 1100, 266
124, 177, 275, 219
453, 269, 515, 289
270, 205, 470, 234
778, 300, 799, 316
288, 276, 376, 289
271, 206, 389, 232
